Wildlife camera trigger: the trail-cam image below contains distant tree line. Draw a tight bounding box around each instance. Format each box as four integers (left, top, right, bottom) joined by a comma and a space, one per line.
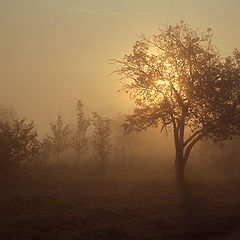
1, 99, 240, 179
0, 102, 121, 174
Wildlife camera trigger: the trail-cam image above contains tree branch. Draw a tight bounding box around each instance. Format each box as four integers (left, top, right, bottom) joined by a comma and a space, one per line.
184, 129, 204, 148
183, 133, 205, 165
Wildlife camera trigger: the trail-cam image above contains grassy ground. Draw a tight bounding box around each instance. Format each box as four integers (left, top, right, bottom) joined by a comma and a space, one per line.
0, 164, 240, 240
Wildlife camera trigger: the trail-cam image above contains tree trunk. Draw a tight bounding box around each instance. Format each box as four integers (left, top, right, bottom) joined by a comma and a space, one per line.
99, 157, 106, 172
175, 151, 185, 189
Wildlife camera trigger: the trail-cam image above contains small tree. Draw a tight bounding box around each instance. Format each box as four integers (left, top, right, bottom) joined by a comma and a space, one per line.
47, 114, 70, 162
71, 100, 91, 163
91, 112, 112, 169
112, 21, 240, 185
0, 119, 40, 172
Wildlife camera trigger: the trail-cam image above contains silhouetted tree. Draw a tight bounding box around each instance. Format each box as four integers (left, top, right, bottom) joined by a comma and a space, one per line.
47, 114, 70, 163
71, 100, 91, 163
91, 112, 112, 169
0, 119, 40, 172
112, 21, 240, 185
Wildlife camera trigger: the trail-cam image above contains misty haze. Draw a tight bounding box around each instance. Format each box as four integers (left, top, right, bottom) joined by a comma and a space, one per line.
1, 1, 240, 240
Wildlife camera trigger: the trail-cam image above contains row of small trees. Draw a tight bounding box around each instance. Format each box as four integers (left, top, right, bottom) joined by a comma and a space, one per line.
0, 102, 113, 173
45, 102, 112, 166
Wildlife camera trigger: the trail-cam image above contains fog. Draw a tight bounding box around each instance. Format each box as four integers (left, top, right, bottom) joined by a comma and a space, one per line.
1, 0, 240, 136
1, 1, 240, 240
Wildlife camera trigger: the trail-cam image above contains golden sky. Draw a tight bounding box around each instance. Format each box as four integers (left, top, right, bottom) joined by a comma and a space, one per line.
0, 0, 240, 134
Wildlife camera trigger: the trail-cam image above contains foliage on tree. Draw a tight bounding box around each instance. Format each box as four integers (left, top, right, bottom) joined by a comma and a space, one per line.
112, 21, 240, 183
71, 100, 91, 161
47, 114, 70, 162
91, 112, 112, 168
0, 119, 40, 172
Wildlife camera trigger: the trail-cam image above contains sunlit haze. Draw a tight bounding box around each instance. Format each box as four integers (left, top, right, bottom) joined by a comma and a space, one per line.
1, 0, 240, 135
1, 2, 240, 240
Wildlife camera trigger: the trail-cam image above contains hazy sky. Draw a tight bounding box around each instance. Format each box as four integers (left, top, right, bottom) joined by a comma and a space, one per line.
0, 0, 240, 135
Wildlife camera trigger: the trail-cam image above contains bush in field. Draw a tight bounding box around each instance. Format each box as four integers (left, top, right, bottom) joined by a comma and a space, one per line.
0, 119, 40, 172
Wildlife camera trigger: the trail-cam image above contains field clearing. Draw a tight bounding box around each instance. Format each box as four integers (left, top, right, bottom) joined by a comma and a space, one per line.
0, 165, 240, 240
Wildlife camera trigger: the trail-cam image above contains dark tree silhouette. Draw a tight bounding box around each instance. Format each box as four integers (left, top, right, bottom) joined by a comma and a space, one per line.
47, 114, 70, 163
71, 100, 91, 163
0, 119, 40, 172
112, 21, 240, 185
91, 112, 112, 170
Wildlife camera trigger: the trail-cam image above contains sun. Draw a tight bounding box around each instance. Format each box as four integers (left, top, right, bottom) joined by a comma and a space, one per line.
154, 62, 179, 89
155, 80, 170, 86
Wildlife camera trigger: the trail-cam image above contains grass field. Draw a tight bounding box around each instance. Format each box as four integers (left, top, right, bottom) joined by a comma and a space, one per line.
0, 163, 240, 240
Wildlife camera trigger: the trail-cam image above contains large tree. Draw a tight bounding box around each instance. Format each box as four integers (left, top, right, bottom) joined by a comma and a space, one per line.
112, 21, 240, 184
